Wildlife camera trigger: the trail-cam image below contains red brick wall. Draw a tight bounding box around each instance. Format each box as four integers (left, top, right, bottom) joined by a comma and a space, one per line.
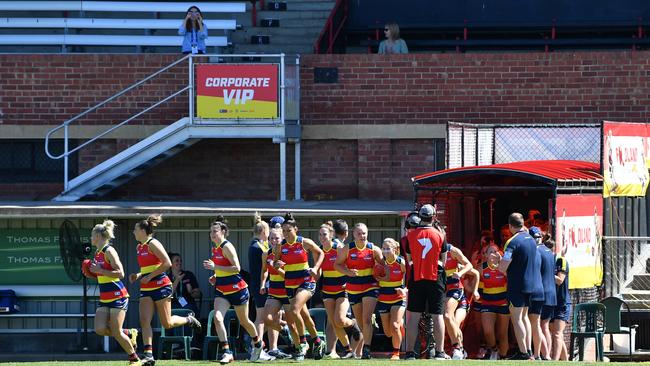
102, 138, 432, 201
4, 52, 650, 200
300, 52, 650, 125
1, 54, 187, 126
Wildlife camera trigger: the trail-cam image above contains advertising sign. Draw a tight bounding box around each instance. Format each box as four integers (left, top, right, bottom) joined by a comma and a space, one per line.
0, 229, 90, 285
555, 194, 603, 289
196, 64, 279, 119
603, 121, 650, 197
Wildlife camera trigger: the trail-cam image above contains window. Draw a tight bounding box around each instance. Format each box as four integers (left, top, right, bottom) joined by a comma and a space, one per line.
0, 139, 77, 183
433, 138, 445, 171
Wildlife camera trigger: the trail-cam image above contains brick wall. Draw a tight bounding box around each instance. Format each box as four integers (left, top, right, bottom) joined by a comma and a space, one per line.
0, 54, 187, 126
4, 52, 650, 200
100, 138, 433, 201
300, 52, 650, 125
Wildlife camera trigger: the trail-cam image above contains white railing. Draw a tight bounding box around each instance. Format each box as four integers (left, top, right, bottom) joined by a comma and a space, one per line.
44, 54, 296, 195
0, 18, 238, 30
0, 1, 245, 50
2, 34, 229, 46
0, 1, 246, 13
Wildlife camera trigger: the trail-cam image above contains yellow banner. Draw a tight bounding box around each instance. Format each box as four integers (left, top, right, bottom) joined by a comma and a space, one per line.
603, 122, 650, 197
197, 95, 278, 119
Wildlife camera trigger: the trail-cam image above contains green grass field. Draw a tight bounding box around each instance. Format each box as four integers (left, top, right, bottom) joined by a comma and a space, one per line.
0, 361, 643, 366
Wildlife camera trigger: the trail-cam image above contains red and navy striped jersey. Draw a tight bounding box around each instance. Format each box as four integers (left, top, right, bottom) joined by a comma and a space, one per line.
281, 236, 314, 289
378, 257, 405, 303
266, 250, 288, 299
95, 245, 128, 303
445, 255, 465, 291
345, 242, 378, 294
137, 238, 171, 291
211, 240, 248, 295
321, 239, 345, 295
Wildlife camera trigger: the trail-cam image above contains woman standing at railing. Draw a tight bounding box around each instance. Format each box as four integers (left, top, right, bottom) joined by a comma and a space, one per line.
378, 22, 408, 54
179, 5, 208, 54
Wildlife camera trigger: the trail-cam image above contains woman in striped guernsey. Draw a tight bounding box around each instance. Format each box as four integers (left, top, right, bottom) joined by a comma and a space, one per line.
130, 215, 200, 366
273, 212, 324, 361
375, 238, 407, 361
481, 244, 510, 360
335, 222, 383, 359
87, 220, 139, 365
264, 225, 324, 360
261, 226, 296, 359
443, 244, 478, 360
203, 216, 273, 364
319, 221, 360, 359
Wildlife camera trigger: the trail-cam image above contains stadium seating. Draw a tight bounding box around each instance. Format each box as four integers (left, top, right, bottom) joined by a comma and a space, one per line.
0, 1, 245, 52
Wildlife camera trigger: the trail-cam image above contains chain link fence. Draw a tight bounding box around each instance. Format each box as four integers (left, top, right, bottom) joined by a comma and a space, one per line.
447, 122, 602, 169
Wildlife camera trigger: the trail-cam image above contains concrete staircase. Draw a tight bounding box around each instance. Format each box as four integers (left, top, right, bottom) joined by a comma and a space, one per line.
230, 0, 335, 54
621, 254, 650, 309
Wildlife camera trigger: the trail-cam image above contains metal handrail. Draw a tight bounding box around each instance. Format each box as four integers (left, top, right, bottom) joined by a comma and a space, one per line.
45, 86, 189, 160
44, 54, 190, 160
45, 53, 292, 194
314, 0, 347, 54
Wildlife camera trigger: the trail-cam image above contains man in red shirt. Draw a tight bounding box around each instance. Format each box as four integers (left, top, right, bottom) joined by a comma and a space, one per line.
404, 204, 449, 360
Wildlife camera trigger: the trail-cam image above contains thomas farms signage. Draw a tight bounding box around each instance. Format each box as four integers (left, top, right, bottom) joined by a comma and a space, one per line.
0, 229, 90, 285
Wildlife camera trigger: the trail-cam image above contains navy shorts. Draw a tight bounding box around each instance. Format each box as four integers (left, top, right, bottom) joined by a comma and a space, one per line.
508, 290, 531, 308
457, 292, 469, 311
446, 288, 464, 301
267, 294, 290, 306
552, 304, 572, 322
140, 285, 173, 302
286, 281, 316, 300
480, 304, 509, 315
254, 291, 268, 309
529, 301, 554, 320
376, 299, 405, 314
98, 297, 129, 311
216, 288, 250, 306
472, 302, 482, 312
322, 291, 347, 301
348, 288, 379, 306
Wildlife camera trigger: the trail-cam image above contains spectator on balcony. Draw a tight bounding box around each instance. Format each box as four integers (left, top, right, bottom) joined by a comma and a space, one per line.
378, 22, 408, 54
179, 6, 208, 54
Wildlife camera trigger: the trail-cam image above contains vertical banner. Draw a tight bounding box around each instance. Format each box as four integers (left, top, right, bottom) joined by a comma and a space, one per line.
196, 64, 279, 119
603, 121, 650, 197
555, 194, 603, 289
0, 229, 90, 285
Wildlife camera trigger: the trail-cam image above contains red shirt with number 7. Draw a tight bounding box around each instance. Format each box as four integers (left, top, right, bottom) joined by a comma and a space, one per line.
407, 226, 445, 281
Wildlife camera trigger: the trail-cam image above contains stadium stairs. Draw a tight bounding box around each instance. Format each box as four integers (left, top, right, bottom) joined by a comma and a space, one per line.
230, 0, 334, 54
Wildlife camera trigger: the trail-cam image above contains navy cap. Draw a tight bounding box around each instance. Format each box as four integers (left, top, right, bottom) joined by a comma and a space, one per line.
269, 216, 285, 227
419, 204, 436, 219
405, 212, 421, 228
529, 226, 542, 238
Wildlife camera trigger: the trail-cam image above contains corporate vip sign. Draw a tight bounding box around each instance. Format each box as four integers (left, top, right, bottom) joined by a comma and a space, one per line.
196, 64, 279, 119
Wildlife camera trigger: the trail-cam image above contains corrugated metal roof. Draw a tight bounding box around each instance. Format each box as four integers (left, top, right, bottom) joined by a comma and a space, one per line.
413, 160, 602, 186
